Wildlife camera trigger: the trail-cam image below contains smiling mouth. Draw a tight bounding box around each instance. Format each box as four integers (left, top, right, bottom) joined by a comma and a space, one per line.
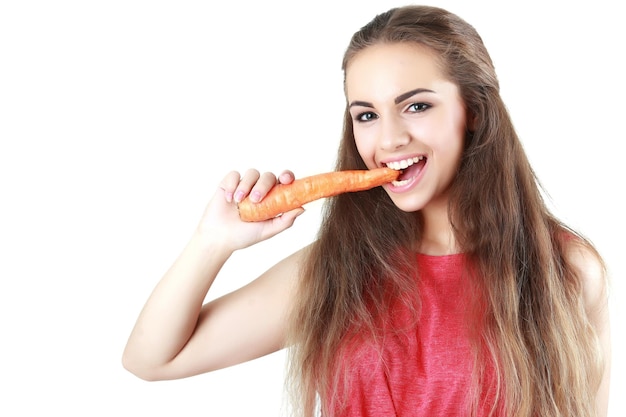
384, 156, 426, 186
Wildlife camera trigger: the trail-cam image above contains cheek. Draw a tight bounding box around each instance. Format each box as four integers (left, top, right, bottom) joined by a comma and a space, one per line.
439, 129, 465, 168
353, 130, 377, 165
447, 127, 466, 171
426, 110, 466, 171
441, 106, 467, 154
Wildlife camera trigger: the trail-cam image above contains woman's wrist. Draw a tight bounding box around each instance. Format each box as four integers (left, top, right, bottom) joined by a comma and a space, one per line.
189, 227, 235, 261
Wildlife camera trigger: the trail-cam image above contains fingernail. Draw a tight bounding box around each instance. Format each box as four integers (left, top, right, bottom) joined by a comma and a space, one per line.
224, 191, 233, 202
234, 191, 245, 203
250, 191, 261, 203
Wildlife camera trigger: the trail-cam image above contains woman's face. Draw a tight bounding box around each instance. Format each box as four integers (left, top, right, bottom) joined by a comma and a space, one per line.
345, 42, 468, 213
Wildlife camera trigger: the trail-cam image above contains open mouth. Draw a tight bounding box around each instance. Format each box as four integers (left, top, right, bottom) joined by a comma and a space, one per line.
384, 156, 426, 186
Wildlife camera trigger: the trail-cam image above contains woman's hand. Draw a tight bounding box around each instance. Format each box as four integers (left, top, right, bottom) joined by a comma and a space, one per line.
197, 169, 304, 252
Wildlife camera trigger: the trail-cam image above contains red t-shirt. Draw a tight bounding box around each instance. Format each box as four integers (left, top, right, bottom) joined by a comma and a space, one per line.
328, 253, 498, 416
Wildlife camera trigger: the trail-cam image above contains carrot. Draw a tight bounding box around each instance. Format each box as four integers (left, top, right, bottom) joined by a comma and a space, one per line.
237, 167, 400, 222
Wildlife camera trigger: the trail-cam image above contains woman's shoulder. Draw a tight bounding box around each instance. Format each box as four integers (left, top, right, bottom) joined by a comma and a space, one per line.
561, 234, 611, 415
562, 236, 608, 317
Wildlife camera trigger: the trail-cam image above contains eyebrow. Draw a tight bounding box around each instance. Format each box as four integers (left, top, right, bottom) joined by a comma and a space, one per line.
348, 88, 435, 108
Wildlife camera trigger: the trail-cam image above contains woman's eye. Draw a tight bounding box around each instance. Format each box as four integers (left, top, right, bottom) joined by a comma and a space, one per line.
356, 112, 378, 122
407, 102, 430, 113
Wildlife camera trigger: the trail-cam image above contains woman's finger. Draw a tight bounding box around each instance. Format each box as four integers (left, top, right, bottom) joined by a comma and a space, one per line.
218, 171, 243, 203
277, 170, 295, 185
248, 172, 279, 203
233, 169, 261, 203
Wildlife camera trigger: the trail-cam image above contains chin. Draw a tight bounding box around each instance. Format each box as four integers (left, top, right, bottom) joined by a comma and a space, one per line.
387, 195, 426, 214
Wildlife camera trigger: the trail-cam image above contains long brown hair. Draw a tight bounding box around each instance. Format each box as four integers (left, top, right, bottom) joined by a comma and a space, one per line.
286, 5, 605, 416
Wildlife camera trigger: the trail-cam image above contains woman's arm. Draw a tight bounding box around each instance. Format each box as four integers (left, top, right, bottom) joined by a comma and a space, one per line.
122, 169, 305, 381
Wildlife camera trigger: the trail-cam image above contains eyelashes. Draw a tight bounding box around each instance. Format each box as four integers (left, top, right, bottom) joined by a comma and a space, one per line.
355, 111, 378, 122
353, 102, 432, 123
407, 102, 430, 112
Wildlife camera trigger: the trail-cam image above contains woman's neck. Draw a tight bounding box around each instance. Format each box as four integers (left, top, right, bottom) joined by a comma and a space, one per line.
417, 199, 459, 256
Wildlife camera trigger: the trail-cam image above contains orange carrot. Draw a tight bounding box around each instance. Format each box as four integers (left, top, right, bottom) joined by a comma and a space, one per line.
237, 167, 400, 222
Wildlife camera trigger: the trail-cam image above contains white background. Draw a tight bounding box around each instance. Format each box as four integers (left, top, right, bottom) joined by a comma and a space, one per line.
1, 0, 624, 415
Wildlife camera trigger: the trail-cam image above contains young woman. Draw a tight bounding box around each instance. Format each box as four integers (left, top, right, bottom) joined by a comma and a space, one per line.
122, 5, 611, 416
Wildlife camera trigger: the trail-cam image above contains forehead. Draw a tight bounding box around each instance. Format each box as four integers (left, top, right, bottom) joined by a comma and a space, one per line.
345, 42, 446, 100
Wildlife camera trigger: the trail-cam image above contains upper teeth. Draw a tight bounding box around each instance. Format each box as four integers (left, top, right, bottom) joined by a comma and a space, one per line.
386, 156, 424, 170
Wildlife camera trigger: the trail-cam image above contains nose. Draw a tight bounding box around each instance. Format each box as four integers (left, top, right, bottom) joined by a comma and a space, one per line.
379, 115, 410, 151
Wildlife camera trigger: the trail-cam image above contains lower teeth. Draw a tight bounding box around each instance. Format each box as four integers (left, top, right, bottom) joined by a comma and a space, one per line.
392, 179, 411, 186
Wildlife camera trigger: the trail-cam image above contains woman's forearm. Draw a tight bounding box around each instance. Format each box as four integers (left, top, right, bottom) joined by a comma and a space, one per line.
122, 231, 232, 378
